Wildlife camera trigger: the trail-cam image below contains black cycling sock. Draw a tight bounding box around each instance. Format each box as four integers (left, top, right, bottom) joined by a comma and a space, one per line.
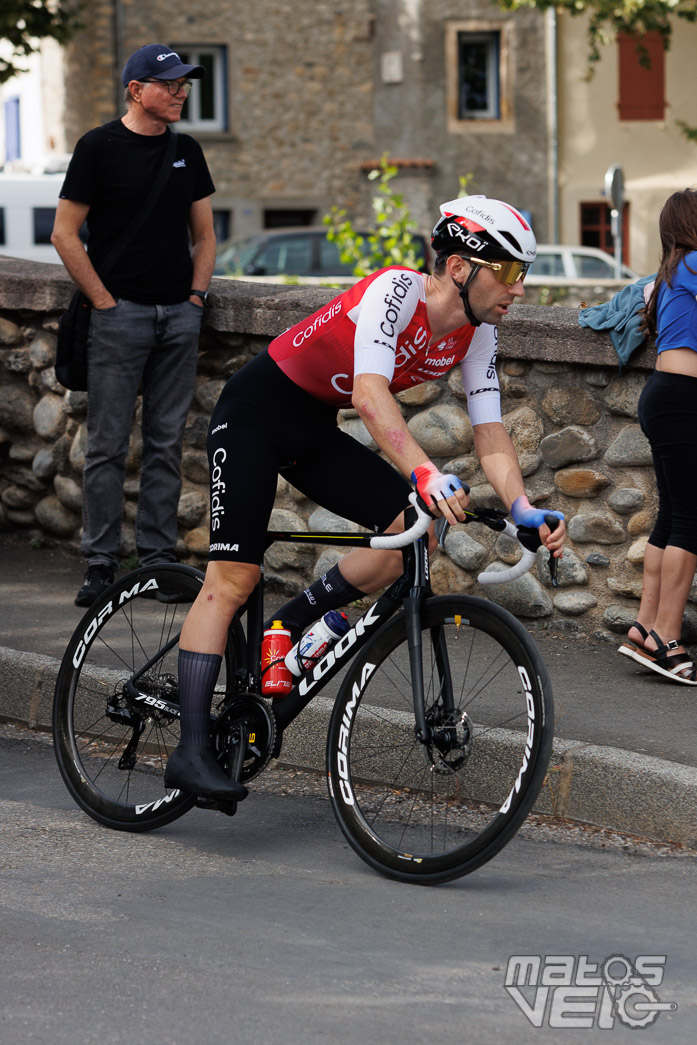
266, 564, 366, 634
177, 649, 223, 747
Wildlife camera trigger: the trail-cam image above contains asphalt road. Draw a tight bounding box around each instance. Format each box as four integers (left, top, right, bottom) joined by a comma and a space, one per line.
2, 726, 696, 1045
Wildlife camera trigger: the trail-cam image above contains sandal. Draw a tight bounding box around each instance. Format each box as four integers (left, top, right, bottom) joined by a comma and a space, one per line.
641, 630, 697, 686
618, 621, 656, 666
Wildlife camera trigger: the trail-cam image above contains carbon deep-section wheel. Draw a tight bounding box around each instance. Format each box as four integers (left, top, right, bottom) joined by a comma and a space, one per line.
326, 595, 554, 884
53, 564, 245, 831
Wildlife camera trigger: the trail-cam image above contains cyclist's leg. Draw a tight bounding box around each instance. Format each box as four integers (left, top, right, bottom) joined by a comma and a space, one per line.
165, 567, 256, 801
275, 427, 415, 629
165, 366, 284, 801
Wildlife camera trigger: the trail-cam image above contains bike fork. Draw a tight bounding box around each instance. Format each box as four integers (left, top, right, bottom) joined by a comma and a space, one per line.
404, 593, 431, 743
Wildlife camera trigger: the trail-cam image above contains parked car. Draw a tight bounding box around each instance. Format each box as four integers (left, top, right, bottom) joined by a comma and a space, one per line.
527, 245, 638, 284
214, 226, 431, 283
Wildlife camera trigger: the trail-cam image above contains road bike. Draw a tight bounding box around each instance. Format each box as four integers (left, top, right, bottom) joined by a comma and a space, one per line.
53, 494, 557, 885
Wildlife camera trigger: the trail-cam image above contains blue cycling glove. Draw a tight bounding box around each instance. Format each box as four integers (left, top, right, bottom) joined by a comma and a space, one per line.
511, 495, 565, 529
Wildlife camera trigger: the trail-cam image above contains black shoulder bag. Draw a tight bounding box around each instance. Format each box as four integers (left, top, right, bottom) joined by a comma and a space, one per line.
56, 131, 179, 391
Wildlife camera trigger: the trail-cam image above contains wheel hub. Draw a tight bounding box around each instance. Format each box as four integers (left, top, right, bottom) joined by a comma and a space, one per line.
424, 707, 473, 775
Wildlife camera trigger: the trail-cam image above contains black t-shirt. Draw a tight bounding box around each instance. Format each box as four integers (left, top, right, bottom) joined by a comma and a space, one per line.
59, 120, 215, 305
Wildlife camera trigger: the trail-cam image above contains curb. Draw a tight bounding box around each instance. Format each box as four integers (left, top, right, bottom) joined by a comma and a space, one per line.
2, 645, 695, 848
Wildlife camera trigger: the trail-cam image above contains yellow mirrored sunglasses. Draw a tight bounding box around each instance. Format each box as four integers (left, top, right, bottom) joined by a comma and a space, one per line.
469, 256, 530, 286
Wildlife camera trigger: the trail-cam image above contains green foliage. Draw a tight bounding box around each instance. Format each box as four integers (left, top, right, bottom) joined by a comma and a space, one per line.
323, 155, 423, 277
497, 0, 696, 73
0, 1, 84, 85
324, 158, 479, 277
458, 172, 476, 197
676, 119, 697, 143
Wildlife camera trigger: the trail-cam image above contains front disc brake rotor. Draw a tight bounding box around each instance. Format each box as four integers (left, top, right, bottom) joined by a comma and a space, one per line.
425, 708, 474, 775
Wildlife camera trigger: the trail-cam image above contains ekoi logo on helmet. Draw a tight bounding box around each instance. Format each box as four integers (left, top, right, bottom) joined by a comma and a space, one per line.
443, 222, 488, 252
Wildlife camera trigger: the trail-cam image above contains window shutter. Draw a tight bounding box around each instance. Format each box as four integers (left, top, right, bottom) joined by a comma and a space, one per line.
618, 32, 665, 120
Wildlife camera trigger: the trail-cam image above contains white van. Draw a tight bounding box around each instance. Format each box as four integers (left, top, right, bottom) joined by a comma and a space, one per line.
0, 172, 65, 263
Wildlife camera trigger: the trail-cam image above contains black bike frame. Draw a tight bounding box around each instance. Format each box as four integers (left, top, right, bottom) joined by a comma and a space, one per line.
241, 506, 434, 736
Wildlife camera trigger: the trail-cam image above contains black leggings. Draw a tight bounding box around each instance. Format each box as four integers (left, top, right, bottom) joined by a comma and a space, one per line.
206, 350, 412, 563
638, 369, 697, 555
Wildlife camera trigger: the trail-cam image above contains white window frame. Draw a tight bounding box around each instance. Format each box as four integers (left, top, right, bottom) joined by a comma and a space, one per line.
446, 20, 514, 135
174, 45, 226, 133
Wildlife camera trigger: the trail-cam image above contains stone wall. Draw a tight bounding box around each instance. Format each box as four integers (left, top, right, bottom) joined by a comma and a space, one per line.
0, 256, 673, 643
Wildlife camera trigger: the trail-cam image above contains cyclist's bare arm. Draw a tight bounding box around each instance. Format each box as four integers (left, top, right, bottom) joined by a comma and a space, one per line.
351, 372, 468, 526
474, 421, 566, 556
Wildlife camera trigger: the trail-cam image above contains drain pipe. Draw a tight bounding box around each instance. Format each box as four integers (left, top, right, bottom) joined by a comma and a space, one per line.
546, 9, 559, 243
113, 0, 126, 116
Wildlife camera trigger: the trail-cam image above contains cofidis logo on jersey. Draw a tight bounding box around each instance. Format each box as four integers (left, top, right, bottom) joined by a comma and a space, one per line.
211, 447, 227, 532
292, 301, 343, 347
378, 271, 413, 338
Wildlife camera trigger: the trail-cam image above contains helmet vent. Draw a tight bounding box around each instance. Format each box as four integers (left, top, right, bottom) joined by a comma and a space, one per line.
500, 231, 522, 253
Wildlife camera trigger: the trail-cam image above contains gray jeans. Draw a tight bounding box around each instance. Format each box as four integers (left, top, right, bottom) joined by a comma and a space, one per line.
82, 298, 202, 568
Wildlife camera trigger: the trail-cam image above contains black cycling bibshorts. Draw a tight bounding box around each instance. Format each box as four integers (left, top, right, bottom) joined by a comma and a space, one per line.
206, 349, 413, 564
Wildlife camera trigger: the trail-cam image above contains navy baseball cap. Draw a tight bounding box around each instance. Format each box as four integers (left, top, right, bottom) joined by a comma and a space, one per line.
122, 44, 205, 87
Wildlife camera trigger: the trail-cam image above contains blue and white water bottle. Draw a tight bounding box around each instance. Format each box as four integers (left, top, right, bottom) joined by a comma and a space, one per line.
285, 610, 350, 676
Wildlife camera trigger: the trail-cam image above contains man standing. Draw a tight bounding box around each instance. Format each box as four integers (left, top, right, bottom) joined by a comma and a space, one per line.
52, 44, 216, 606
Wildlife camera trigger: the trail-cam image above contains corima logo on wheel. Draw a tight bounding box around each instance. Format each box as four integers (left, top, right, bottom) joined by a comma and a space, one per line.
135, 790, 183, 816
71, 579, 164, 668
499, 666, 536, 813
334, 661, 376, 806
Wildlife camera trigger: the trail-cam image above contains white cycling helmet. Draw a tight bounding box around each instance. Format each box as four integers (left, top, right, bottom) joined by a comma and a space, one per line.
432, 195, 536, 263
431, 195, 536, 326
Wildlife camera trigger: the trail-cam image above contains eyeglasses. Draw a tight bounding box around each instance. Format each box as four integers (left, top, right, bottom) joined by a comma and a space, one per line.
469, 256, 530, 286
140, 79, 193, 97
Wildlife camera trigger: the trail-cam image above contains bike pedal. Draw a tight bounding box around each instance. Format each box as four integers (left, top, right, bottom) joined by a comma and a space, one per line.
194, 796, 238, 816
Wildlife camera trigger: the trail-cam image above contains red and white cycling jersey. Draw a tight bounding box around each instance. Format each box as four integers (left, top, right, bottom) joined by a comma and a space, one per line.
268, 266, 502, 424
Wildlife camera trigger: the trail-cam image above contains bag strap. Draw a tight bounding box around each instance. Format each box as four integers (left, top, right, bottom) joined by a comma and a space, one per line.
97, 130, 179, 279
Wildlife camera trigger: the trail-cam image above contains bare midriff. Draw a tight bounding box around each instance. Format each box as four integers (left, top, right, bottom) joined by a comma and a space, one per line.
656, 347, 697, 378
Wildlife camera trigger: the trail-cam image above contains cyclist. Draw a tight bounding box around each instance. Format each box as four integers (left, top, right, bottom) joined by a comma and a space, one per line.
164, 194, 566, 804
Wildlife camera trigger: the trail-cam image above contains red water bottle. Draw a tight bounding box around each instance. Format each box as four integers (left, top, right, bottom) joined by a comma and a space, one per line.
261, 621, 293, 696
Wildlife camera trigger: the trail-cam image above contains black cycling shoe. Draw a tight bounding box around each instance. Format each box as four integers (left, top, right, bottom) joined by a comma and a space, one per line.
75, 564, 114, 607
164, 744, 248, 802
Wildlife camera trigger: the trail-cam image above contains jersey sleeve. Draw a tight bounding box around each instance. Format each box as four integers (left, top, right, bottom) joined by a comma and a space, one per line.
352, 270, 424, 382
460, 324, 502, 425
186, 136, 216, 202
58, 135, 98, 206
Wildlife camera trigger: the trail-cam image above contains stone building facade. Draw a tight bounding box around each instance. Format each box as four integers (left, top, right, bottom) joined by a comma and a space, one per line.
47, 0, 549, 241
3, 255, 692, 647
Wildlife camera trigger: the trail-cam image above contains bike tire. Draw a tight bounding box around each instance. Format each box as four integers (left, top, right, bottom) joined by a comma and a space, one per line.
53, 564, 245, 832
326, 594, 553, 884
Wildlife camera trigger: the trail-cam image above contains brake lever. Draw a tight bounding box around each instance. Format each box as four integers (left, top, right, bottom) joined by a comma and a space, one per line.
544, 514, 561, 588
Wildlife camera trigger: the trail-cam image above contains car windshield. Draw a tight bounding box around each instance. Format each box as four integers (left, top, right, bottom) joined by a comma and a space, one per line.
528, 252, 564, 277
214, 237, 265, 276
572, 252, 615, 278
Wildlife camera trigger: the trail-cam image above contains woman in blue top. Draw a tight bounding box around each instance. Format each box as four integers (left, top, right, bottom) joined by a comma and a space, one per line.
620, 189, 697, 684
